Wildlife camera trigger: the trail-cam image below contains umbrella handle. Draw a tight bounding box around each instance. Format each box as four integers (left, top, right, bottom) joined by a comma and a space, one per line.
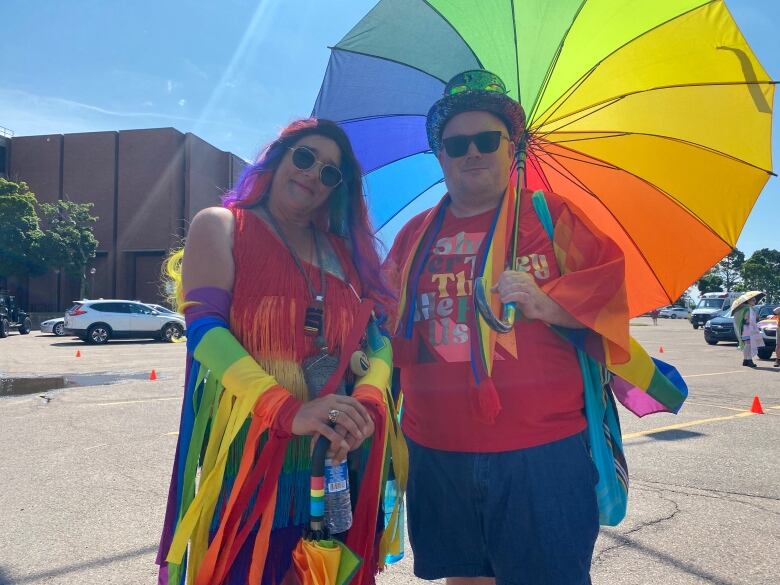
309, 434, 331, 537
473, 276, 516, 333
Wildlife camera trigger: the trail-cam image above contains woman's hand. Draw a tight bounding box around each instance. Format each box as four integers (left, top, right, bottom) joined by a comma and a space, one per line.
292, 394, 374, 463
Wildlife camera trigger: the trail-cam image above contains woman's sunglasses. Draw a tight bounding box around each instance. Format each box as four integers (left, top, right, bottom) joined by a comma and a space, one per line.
442, 130, 509, 158
288, 146, 343, 188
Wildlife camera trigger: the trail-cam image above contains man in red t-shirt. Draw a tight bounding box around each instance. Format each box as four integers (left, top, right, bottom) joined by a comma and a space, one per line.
384, 70, 626, 585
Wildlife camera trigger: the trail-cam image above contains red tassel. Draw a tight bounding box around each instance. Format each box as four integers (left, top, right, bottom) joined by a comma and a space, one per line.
475, 378, 502, 424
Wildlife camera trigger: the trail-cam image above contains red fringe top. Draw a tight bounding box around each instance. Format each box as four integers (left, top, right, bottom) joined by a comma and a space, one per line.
229, 207, 363, 368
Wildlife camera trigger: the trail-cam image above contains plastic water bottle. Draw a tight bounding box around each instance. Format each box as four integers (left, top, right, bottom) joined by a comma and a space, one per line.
324, 458, 352, 534
383, 474, 405, 564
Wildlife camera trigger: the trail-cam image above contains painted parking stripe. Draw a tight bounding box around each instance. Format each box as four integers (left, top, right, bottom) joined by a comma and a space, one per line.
623, 407, 779, 440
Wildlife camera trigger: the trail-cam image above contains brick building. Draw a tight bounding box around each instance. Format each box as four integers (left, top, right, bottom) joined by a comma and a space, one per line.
1, 128, 245, 312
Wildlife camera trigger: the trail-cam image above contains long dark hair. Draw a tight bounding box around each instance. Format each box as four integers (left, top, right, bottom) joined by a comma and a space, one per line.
222, 118, 392, 314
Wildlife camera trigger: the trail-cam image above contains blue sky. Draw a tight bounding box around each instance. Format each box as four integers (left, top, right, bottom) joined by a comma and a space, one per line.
1, 0, 777, 258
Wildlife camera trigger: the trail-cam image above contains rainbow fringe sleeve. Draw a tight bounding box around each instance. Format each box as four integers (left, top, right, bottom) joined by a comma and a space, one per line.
157, 287, 298, 585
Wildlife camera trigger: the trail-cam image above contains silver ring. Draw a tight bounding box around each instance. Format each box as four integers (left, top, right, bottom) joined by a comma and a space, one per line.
328, 409, 340, 425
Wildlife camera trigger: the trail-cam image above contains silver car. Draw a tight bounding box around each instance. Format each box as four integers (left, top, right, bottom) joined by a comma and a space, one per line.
40, 317, 66, 336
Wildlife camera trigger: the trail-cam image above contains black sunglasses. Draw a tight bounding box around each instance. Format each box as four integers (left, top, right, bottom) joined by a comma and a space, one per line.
288, 146, 343, 188
442, 130, 509, 158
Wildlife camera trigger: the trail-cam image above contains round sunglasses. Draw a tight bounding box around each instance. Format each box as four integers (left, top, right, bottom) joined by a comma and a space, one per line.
442, 130, 509, 158
287, 146, 343, 188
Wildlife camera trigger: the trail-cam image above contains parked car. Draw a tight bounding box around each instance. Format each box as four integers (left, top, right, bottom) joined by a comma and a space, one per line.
755, 303, 779, 321
0, 290, 32, 337
40, 317, 66, 336
703, 310, 737, 345
757, 310, 778, 361
659, 306, 690, 319
147, 303, 185, 323
64, 299, 186, 344
690, 291, 740, 329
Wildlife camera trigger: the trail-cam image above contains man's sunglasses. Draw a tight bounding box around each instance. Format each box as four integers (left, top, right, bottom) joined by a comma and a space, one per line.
288, 146, 343, 188
442, 130, 509, 158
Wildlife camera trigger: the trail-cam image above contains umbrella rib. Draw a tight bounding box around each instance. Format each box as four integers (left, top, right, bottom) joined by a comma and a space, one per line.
528, 141, 619, 170
511, 0, 521, 101
533, 153, 675, 304
540, 128, 776, 176
376, 178, 446, 231
526, 0, 588, 122
535, 80, 778, 134
534, 95, 624, 141
327, 47, 450, 84
421, 1, 484, 69
536, 142, 740, 257
533, 0, 721, 128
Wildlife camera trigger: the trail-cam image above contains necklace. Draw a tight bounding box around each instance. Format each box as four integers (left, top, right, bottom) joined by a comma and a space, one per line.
262, 206, 328, 348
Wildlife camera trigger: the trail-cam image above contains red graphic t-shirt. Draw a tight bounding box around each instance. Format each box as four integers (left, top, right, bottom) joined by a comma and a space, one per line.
388, 194, 586, 453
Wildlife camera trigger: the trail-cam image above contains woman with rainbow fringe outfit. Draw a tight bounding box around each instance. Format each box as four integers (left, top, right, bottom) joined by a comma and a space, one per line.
156, 119, 407, 585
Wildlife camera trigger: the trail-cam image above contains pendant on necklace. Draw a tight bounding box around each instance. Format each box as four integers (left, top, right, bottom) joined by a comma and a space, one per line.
350, 350, 370, 376
304, 295, 324, 337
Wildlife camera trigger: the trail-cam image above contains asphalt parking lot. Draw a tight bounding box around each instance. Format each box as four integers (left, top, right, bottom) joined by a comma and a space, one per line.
0, 319, 778, 585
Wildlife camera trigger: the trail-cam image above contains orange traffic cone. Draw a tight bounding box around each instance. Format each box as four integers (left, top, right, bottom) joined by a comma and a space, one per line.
149, 369, 158, 381
750, 396, 764, 414
76, 350, 81, 358
659, 346, 665, 353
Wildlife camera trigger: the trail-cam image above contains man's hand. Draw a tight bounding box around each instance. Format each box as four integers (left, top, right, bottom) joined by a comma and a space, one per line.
490, 270, 583, 328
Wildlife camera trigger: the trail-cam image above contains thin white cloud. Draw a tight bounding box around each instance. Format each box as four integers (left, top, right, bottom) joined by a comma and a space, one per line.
178, 99, 187, 107
0, 88, 240, 136
166, 79, 173, 94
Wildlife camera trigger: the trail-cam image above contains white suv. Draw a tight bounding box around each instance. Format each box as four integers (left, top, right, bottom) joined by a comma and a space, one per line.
64, 299, 185, 344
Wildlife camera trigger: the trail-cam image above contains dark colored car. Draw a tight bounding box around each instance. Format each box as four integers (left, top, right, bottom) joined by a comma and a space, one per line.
704, 304, 779, 350
703, 310, 737, 345
756, 304, 779, 360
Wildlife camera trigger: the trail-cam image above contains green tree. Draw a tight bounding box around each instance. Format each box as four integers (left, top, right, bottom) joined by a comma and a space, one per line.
0, 178, 46, 279
716, 248, 745, 290
741, 248, 780, 302
38, 200, 99, 299
696, 268, 724, 294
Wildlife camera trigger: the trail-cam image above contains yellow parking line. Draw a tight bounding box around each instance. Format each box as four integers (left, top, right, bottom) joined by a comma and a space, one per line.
88, 397, 180, 406
623, 411, 759, 440
685, 370, 746, 377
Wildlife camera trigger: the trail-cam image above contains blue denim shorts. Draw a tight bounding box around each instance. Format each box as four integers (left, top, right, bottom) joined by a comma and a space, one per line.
406, 431, 599, 584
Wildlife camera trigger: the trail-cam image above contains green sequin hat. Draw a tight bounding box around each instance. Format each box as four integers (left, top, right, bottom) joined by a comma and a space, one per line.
426, 69, 526, 152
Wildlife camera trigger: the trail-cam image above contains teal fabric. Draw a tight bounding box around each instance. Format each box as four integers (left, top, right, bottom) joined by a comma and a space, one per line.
531, 190, 628, 526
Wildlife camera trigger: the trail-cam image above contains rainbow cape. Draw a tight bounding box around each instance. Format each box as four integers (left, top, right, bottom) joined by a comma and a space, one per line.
389, 188, 687, 420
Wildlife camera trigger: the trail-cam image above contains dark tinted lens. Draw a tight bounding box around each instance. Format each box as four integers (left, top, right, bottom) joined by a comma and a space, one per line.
442, 135, 471, 158
473, 131, 502, 153
319, 165, 342, 188
291, 146, 316, 170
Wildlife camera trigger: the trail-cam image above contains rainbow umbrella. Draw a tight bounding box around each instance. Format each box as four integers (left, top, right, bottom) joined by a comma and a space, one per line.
291, 435, 362, 585
313, 0, 776, 316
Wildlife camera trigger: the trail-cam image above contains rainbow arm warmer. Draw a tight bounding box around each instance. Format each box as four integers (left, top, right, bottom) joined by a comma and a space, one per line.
157, 287, 301, 585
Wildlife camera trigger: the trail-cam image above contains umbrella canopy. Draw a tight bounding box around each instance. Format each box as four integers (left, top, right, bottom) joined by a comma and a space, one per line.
731, 290, 765, 312
313, 0, 776, 316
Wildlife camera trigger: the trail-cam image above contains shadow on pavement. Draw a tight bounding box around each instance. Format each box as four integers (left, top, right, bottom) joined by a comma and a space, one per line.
598, 531, 737, 585
0, 544, 158, 584
50, 340, 165, 347
647, 429, 705, 442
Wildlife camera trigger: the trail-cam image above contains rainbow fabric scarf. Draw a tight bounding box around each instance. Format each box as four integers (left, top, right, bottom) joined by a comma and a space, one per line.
393, 189, 687, 420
